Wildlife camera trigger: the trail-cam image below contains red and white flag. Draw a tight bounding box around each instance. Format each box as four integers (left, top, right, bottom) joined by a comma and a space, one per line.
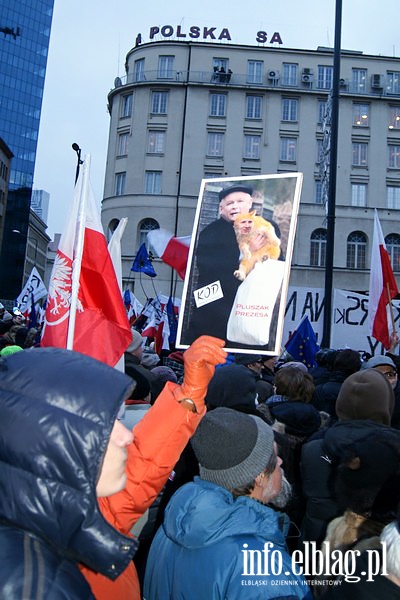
41, 156, 131, 366
368, 209, 399, 350
147, 228, 190, 279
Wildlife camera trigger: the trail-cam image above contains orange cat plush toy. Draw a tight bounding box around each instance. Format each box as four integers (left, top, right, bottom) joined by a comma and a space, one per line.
233, 210, 281, 280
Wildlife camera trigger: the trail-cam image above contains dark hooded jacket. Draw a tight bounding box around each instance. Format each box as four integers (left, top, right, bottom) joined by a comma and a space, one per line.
0, 347, 138, 599
300, 369, 400, 546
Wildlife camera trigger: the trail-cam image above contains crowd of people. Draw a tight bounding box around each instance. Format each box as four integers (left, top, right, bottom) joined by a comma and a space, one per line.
1, 314, 400, 599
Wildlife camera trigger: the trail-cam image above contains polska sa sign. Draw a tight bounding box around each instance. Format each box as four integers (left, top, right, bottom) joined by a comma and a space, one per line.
146, 26, 283, 44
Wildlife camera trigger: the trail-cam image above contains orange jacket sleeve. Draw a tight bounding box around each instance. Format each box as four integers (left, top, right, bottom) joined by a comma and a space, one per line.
98, 380, 204, 534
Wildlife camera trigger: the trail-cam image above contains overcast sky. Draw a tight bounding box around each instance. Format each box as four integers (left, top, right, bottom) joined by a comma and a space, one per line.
33, 0, 399, 238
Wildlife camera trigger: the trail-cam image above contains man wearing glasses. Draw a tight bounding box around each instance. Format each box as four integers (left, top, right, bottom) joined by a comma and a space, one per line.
364, 354, 400, 428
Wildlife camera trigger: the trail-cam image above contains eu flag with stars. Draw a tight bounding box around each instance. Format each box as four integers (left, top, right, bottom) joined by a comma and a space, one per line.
285, 315, 320, 368
131, 243, 157, 278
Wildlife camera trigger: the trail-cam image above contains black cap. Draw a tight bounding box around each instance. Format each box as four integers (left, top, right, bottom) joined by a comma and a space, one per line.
219, 185, 253, 202
234, 353, 263, 366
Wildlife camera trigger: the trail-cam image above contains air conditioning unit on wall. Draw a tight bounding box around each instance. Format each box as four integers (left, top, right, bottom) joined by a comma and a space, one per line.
371, 74, 384, 88
301, 73, 314, 83
268, 69, 280, 80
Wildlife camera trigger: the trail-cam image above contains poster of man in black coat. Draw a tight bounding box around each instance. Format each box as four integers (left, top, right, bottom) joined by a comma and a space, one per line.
177, 174, 302, 355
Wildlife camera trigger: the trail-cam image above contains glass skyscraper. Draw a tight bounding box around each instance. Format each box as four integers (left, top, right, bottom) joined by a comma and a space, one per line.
0, 0, 54, 299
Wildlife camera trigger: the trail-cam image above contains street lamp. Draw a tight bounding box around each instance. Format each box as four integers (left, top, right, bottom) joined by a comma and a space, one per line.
72, 142, 83, 184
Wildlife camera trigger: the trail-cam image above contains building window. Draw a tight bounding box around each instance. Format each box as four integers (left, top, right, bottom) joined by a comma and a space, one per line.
243, 135, 261, 159
352, 68, 367, 93
158, 55, 174, 79
352, 142, 368, 167
280, 137, 297, 162
351, 184, 367, 207
315, 181, 324, 204
388, 145, 400, 169
282, 63, 298, 86
282, 98, 298, 122
245, 95, 262, 119
120, 94, 133, 118
134, 58, 145, 82
207, 132, 224, 157
213, 58, 229, 72
247, 60, 263, 84
310, 229, 327, 267
151, 91, 168, 114
386, 234, 400, 272
316, 139, 323, 164
387, 186, 400, 209
107, 218, 120, 242
117, 132, 129, 156
352, 103, 369, 127
389, 106, 400, 130
210, 93, 226, 117
347, 231, 366, 269
317, 66, 333, 89
145, 171, 161, 194
115, 172, 126, 196
147, 130, 165, 154
387, 72, 400, 95
318, 100, 328, 124
139, 218, 160, 251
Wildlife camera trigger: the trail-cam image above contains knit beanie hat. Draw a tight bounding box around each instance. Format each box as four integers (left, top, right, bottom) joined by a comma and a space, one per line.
363, 355, 396, 370
205, 364, 257, 410
150, 365, 178, 385
191, 407, 275, 490
126, 329, 143, 353
335, 369, 394, 425
0, 345, 23, 357
234, 353, 262, 367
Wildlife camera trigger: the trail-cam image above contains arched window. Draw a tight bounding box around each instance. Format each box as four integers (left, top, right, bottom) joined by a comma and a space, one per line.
385, 233, 400, 272
347, 231, 367, 269
310, 228, 327, 267
107, 218, 120, 242
138, 218, 160, 254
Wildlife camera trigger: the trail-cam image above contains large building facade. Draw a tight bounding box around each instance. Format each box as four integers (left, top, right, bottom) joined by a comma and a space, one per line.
102, 39, 400, 304
0, 0, 54, 299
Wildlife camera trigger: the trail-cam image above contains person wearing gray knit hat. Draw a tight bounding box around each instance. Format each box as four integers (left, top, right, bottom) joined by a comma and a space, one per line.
126, 328, 144, 354
144, 407, 310, 599
191, 407, 275, 491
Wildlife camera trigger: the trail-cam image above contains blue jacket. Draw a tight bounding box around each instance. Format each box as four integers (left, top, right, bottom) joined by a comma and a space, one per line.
144, 478, 311, 599
0, 347, 138, 599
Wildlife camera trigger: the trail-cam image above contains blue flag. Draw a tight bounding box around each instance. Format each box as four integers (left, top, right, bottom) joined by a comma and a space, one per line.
123, 288, 131, 308
28, 292, 38, 330
285, 315, 320, 368
166, 296, 178, 345
131, 243, 157, 278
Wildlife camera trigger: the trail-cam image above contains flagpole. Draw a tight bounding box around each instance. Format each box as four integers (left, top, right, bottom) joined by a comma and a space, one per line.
66, 155, 90, 350
322, 0, 342, 348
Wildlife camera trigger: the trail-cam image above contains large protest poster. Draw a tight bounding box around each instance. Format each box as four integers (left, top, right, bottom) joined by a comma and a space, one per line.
282, 286, 400, 356
177, 174, 303, 355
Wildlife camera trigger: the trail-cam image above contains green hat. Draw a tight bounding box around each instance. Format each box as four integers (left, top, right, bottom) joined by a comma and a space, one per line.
0, 345, 23, 357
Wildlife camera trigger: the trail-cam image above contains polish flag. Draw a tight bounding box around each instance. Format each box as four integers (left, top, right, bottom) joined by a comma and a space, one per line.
41, 156, 131, 366
147, 228, 190, 279
368, 209, 399, 350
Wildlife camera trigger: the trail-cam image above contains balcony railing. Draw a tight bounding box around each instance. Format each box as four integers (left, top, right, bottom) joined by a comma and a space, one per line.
112, 69, 400, 98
